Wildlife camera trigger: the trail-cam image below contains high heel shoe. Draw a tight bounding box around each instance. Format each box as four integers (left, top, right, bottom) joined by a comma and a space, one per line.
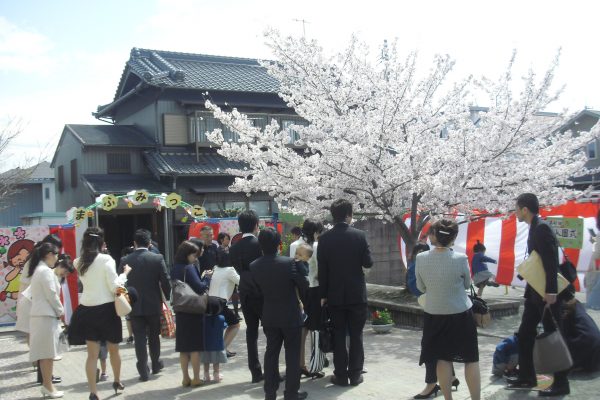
112, 381, 125, 395
88, 393, 99, 400
300, 367, 311, 378
40, 387, 64, 399
452, 378, 460, 391
413, 384, 440, 399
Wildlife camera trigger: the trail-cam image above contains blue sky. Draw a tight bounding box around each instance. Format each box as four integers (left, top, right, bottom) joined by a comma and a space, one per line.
1, 0, 599, 170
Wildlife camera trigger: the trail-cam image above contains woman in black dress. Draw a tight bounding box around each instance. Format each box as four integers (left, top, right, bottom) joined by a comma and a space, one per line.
171, 240, 209, 387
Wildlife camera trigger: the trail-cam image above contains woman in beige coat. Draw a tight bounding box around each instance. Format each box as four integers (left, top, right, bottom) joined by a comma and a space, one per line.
28, 242, 64, 399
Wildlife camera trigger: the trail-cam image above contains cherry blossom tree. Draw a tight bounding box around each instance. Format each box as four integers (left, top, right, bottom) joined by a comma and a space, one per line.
206, 31, 599, 254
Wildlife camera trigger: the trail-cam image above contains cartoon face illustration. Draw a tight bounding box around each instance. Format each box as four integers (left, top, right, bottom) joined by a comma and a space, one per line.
7, 240, 35, 270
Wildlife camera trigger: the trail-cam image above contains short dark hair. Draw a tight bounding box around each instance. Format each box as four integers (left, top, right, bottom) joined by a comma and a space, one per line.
217, 232, 230, 245
516, 193, 539, 215
330, 199, 353, 223
175, 240, 200, 264
258, 227, 281, 255
302, 219, 323, 245
134, 229, 151, 248
238, 210, 259, 233
473, 240, 486, 253
431, 219, 459, 247
290, 226, 302, 236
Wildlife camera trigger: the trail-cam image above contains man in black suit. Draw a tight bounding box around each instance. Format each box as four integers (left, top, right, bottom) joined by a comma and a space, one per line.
197, 225, 218, 273
119, 229, 171, 381
250, 228, 309, 400
507, 193, 570, 396
318, 199, 373, 387
229, 210, 264, 382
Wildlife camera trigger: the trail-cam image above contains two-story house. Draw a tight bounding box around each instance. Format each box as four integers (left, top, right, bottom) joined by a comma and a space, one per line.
0, 161, 62, 226
52, 48, 305, 262
559, 108, 600, 188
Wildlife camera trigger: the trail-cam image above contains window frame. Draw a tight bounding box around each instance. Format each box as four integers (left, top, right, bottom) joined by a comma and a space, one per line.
107, 152, 132, 174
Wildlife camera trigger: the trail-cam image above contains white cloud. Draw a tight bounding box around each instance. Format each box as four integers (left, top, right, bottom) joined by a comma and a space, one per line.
0, 16, 56, 74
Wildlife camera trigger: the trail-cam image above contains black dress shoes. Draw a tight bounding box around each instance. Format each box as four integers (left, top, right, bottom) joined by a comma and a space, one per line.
152, 360, 164, 375
350, 375, 364, 386
284, 391, 309, 400
330, 375, 349, 387
506, 377, 536, 390
538, 384, 570, 397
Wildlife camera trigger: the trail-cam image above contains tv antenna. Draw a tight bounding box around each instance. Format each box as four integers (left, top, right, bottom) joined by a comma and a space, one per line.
293, 18, 310, 38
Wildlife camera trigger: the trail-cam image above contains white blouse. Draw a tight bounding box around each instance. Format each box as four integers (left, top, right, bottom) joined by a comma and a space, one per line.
76, 253, 127, 307
209, 266, 240, 300
308, 242, 319, 288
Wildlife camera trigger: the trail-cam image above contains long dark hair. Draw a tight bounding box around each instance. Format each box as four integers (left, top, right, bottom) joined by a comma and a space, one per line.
28, 243, 58, 277
302, 219, 323, 245
78, 227, 104, 276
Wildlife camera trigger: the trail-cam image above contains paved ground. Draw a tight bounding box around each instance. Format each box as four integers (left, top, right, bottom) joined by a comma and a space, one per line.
2, 286, 600, 400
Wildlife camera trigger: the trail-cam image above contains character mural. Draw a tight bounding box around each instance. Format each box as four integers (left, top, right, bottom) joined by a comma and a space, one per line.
0, 226, 49, 325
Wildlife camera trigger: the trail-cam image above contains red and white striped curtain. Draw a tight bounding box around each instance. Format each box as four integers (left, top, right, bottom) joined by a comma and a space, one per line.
399, 201, 599, 291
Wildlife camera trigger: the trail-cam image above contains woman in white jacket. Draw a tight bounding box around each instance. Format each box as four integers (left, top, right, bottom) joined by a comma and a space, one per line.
28, 242, 63, 399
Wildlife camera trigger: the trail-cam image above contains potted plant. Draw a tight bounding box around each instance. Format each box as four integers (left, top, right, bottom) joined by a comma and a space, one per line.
371, 309, 394, 333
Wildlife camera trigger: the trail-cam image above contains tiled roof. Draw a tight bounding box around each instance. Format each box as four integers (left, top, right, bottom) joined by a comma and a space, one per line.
67, 124, 156, 147
81, 174, 171, 195
144, 150, 245, 176
0, 161, 53, 184
118, 48, 279, 99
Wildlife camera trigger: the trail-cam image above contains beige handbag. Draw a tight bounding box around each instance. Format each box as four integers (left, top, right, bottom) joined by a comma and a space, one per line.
516, 250, 569, 297
115, 291, 132, 317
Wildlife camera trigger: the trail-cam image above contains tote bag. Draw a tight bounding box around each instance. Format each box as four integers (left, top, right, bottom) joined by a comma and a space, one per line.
171, 269, 208, 314
115, 292, 132, 317
533, 307, 573, 374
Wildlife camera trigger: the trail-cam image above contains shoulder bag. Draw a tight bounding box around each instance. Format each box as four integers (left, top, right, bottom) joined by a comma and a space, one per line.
533, 306, 573, 374
115, 289, 132, 317
469, 285, 491, 328
171, 268, 209, 314
318, 304, 334, 353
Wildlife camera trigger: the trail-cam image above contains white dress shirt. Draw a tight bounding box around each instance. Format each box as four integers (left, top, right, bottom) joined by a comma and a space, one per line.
289, 238, 305, 258
308, 242, 319, 288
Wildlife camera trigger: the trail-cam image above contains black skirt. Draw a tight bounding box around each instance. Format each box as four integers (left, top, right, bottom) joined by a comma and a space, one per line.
419, 309, 479, 365
175, 312, 205, 352
305, 287, 323, 331
68, 302, 122, 345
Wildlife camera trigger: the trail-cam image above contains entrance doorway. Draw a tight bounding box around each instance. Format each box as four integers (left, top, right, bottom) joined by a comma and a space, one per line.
98, 210, 164, 264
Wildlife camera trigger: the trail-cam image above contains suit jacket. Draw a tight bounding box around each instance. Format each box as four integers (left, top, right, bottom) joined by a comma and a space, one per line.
29, 262, 64, 318
249, 255, 308, 328
120, 248, 171, 316
229, 235, 262, 296
525, 215, 559, 300
318, 222, 373, 306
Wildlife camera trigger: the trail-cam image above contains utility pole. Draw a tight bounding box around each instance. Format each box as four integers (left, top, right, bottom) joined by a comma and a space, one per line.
293, 18, 310, 38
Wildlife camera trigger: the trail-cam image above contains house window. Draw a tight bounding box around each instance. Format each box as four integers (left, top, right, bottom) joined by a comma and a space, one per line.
440, 127, 449, 139
587, 141, 597, 160
70, 159, 78, 188
107, 153, 131, 174
249, 200, 271, 216
57, 166, 64, 192
189, 113, 220, 143
44, 187, 50, 200
282, 119, 302, 143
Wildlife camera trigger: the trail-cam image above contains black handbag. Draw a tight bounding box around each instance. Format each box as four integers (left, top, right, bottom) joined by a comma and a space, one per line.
469, 285, 491, 328
171, 269, 208, 314
318, 305, 334, 353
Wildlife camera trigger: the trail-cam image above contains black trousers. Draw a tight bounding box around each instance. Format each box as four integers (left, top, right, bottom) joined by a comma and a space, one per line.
241, 293, 263, 378
130, 314, 161, 377
329, 303, 367, 382
263, 326, 302, 400
517, 296, 569, 387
